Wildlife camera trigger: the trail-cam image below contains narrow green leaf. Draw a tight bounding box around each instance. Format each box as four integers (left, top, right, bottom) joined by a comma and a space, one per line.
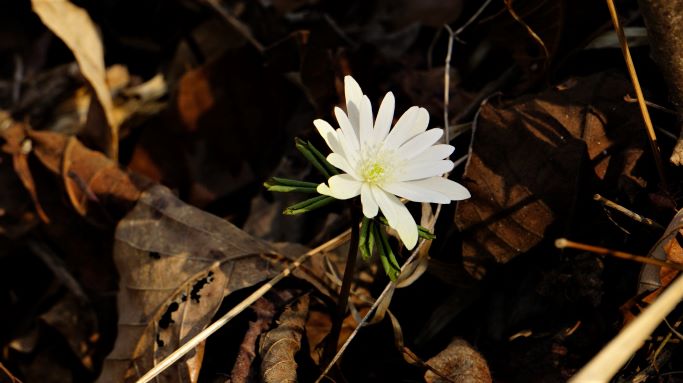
264, 177, 319, 193
283, 195, 335, 215
295, 138, 331, 179
373, 223, 400, 281
270, 177, 319, 188
307, 140, 339, 176
359, 217, 374, 261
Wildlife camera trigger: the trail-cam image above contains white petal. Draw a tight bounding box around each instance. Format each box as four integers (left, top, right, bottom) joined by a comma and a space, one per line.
398, 128, 444, 159
381, 181, 451, 204
398, 160, 454, 181
412, 144, 455, 162
374, 92, 395, 144
384, 106, 419, 149
317, 174, 361, 200
335, 107, 359, 151
336, 127, 359, 165
361, 183, 379, 218
409, 177, 471, 201
327, 153, 360, 179
359, 95, 374, 149
314, 119, 345, 155
345, 76, 364, 129
372, 187, 418, 249
410, 107, 430, 137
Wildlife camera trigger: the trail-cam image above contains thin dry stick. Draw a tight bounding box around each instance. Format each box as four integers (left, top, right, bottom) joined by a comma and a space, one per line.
443, 24, 455, 144
593, 194, 665, 230
555, 238, 683, 271
605, 0, 668, 192
569, 273, 683, 382
135, 229, 351, 383
203, 0, 265, 53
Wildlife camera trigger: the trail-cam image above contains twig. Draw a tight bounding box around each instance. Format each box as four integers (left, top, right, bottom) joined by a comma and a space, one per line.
321, 208, 361, 365
569, 273, 683, 382
203, 0, 265, 53
504, 0, 549, 65
134, 229, 351, 383
624, 94, 678, 115
452, 0, 494, 44
593, 194, 664, 230
443, 24, 455, 144
555, 238, 683, 271
605, 0, 668, 192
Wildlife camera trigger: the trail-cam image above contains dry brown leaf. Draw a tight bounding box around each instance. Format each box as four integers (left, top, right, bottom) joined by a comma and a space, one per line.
31, 0, 119, 159
455, 72, 646, 278
98, 185, 282, 383
0, 121, 147, 222
424, 338, 492, 383
259, 294, 309, 383
639, 208, 683, 295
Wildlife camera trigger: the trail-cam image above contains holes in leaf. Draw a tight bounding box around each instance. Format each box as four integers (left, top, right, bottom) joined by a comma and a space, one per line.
190, 271, 214, 303
159, 302, 179, 329
149, 251, 161, 259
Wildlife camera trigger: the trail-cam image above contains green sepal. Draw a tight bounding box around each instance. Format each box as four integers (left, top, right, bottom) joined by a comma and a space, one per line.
283, 195, 335, 215
264, 177, 319, 193
295, 138, 332, 179
378, 216, 436, 240
373, 223, 400, 281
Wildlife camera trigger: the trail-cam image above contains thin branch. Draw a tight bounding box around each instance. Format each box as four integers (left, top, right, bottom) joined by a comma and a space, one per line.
134, 229, 351, 383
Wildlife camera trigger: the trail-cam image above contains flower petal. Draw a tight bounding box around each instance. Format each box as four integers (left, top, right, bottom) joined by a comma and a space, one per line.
381, 181, 451, 204
335, 127, 359, 165
335, 107, 359, 151
359, 95, 374, 149
372, 187, 418, 249
411, 144, 455, 162
361, 183, 379, 218
317, 174, 361, 200
409, 177, 470, 200
398, 160, 454, 181
327, 153, 360, 179
383, 106, 419, 149
374, 92, 395, 144
314, 119, 345, 155
398, 128, 444, 159
345, 75, 364, 130
410, 107, 430, 137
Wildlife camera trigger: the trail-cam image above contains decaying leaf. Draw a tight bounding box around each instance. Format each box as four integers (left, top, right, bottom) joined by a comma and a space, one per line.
0, 120, 147, 222
639, 208, 683, 294
456, 72, 647, 278
31, 0, 119, 159
98, 185, 282, 383
259, 294, 309, 383
424, 338, 492, 383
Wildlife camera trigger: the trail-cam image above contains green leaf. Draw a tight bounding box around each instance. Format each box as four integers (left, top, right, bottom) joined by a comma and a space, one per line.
295, 138, 331, 179
283, 195, 335, 215
373, 223, 400, 281
264, 177, 319, 193
359, 217, 375, 261
307, 140, 339, 176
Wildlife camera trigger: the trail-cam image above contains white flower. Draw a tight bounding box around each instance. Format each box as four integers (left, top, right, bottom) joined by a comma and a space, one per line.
315, 76, 470, 249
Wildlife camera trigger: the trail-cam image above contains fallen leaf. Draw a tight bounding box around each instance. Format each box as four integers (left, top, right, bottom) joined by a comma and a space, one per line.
424, 338, 492, 383
98, 185, 282, 383
259, 294, 309, 383
639, 208, 683, 295
455, 72, 647, 278
31, 0, 119, 159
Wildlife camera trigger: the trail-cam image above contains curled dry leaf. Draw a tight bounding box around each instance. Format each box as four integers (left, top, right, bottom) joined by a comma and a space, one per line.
98, 185, 282, 383
455, 72, 646, 278
259, 294, 310, 383
31, 0, 119, 159
424, 338, 492, 383
0, 121, 147, 222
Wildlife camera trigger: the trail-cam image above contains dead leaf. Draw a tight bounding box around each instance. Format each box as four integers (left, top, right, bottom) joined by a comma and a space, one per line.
31, 0, 119, 159
639, 208, 683, 295
0, 121, 148, 222
455, 72, 647, 278
98, 185, 282, 383
424, 338, 492, 383
259, 294, 309, 383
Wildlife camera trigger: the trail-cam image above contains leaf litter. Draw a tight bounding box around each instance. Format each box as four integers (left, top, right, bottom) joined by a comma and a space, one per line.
2, 0, 683, 382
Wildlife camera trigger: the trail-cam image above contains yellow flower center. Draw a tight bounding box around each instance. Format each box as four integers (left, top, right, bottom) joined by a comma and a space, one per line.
359, 146, 401, 185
